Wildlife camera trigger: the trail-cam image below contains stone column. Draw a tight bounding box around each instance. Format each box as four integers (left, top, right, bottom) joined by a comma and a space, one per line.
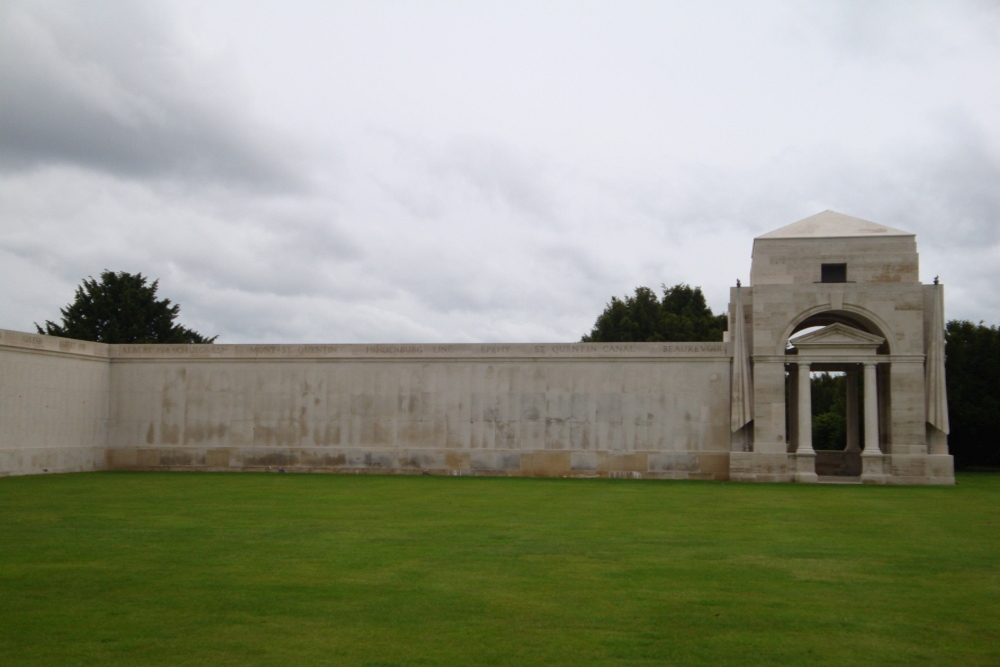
787, 365, 799, 451
861, 361, 885, 483
862, 362, 880, 456
794, 362, 817, 482
797, 363, 814, 454
845, 368, 860, 451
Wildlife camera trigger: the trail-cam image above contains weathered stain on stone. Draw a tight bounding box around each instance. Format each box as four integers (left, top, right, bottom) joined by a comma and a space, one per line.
321, 452, 347, 467
161, 423, 180, 445
248, 452, 298, 466
159, 451, 194, 466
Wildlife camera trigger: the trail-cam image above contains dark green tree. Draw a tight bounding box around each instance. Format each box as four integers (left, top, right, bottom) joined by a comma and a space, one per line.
945, 320, 1000, 469
582, 283, 727, 342
810, 372, 848, 450
812, 412, 847, 451
35, 271, 216, 344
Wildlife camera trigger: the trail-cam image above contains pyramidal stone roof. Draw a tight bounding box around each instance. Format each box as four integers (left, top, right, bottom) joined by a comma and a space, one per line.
756, 210, 913, 239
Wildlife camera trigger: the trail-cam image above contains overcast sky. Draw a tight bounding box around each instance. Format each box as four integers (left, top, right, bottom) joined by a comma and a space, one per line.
1, 1, 998, 343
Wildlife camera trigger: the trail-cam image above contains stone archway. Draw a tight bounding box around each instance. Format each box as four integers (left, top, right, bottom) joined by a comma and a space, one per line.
785, 322, 887, 483
781, 306, 896, 356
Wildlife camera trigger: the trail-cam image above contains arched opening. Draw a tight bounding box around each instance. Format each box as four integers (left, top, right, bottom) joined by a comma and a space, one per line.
788, 310, 892, 355
786, 365, 866, 476
782, 316, 890, 480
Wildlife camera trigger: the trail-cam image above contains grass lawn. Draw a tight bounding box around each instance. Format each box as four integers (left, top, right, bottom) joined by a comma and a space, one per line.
1, 471, 998, 666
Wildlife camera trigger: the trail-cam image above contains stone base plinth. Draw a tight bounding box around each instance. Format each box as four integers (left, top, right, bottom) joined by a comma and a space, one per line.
104, 446, 732, 481
860, 452, 887, 484
887, 454, 955, 485
0, 446, 106, 477
793, 452, 818, 483
728, 452, 794, 483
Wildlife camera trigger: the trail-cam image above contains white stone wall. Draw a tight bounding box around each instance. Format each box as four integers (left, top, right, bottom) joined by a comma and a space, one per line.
0, 320, 953, 483
103, 341, 733, 479
750, 236, 919, 285
0, 330, 109, 476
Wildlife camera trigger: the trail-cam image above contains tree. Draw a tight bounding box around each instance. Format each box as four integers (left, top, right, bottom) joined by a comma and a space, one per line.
945, 320, 1000, 469
810, 372, 848, 450
35, 271, 216, 344
582, 284, 727, 342
813, 412, 847, 451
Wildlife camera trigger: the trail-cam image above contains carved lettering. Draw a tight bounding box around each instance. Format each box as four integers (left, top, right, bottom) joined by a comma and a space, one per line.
364, 345, 425, 354
661, 343, 726, 353
118, 344, 214, 355
301, 346, 339, 354
479, 345, 512, 353
19, 334, 44, 347
550, 344, 596, 353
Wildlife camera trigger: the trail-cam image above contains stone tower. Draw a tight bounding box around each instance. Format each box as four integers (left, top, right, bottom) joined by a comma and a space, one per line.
728, 210, 954, 484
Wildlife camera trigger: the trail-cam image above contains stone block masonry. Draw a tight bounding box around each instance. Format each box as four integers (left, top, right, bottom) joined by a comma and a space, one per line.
1, 333, 733, 480
0, 330, 108, 476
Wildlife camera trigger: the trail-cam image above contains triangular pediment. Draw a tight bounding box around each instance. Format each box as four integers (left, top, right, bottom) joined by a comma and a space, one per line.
757, 210, 912, 239
790, 323, 884, 350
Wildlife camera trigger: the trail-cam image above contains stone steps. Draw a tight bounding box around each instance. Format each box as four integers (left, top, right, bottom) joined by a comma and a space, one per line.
817, 475, 862, 484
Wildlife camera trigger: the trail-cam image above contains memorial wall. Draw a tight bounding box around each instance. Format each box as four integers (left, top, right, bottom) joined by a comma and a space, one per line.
0, 330, 733, 479
0, 330, 109, 476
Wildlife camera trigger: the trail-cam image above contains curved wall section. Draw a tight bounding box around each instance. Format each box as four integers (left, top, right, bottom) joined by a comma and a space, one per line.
0, 330, 109, 476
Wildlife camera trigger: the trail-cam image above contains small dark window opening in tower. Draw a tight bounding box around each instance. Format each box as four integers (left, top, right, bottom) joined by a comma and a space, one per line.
821, 263, 847, 283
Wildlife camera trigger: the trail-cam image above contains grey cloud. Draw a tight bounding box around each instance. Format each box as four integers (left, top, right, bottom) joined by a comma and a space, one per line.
434, 137, 554, 218
0, 2, 303, 190
3, 2, 998, 343
258, 203, 364, 264
368, 133, 555, 222
0, 169, 369, 315
149, 215, 372, 303
899, 115, 1000, 248
763, 114, 1000, 250
791, 1, 1000, 63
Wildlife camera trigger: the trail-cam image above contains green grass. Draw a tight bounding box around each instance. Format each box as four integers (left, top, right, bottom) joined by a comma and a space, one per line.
1, 472, 998, 666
